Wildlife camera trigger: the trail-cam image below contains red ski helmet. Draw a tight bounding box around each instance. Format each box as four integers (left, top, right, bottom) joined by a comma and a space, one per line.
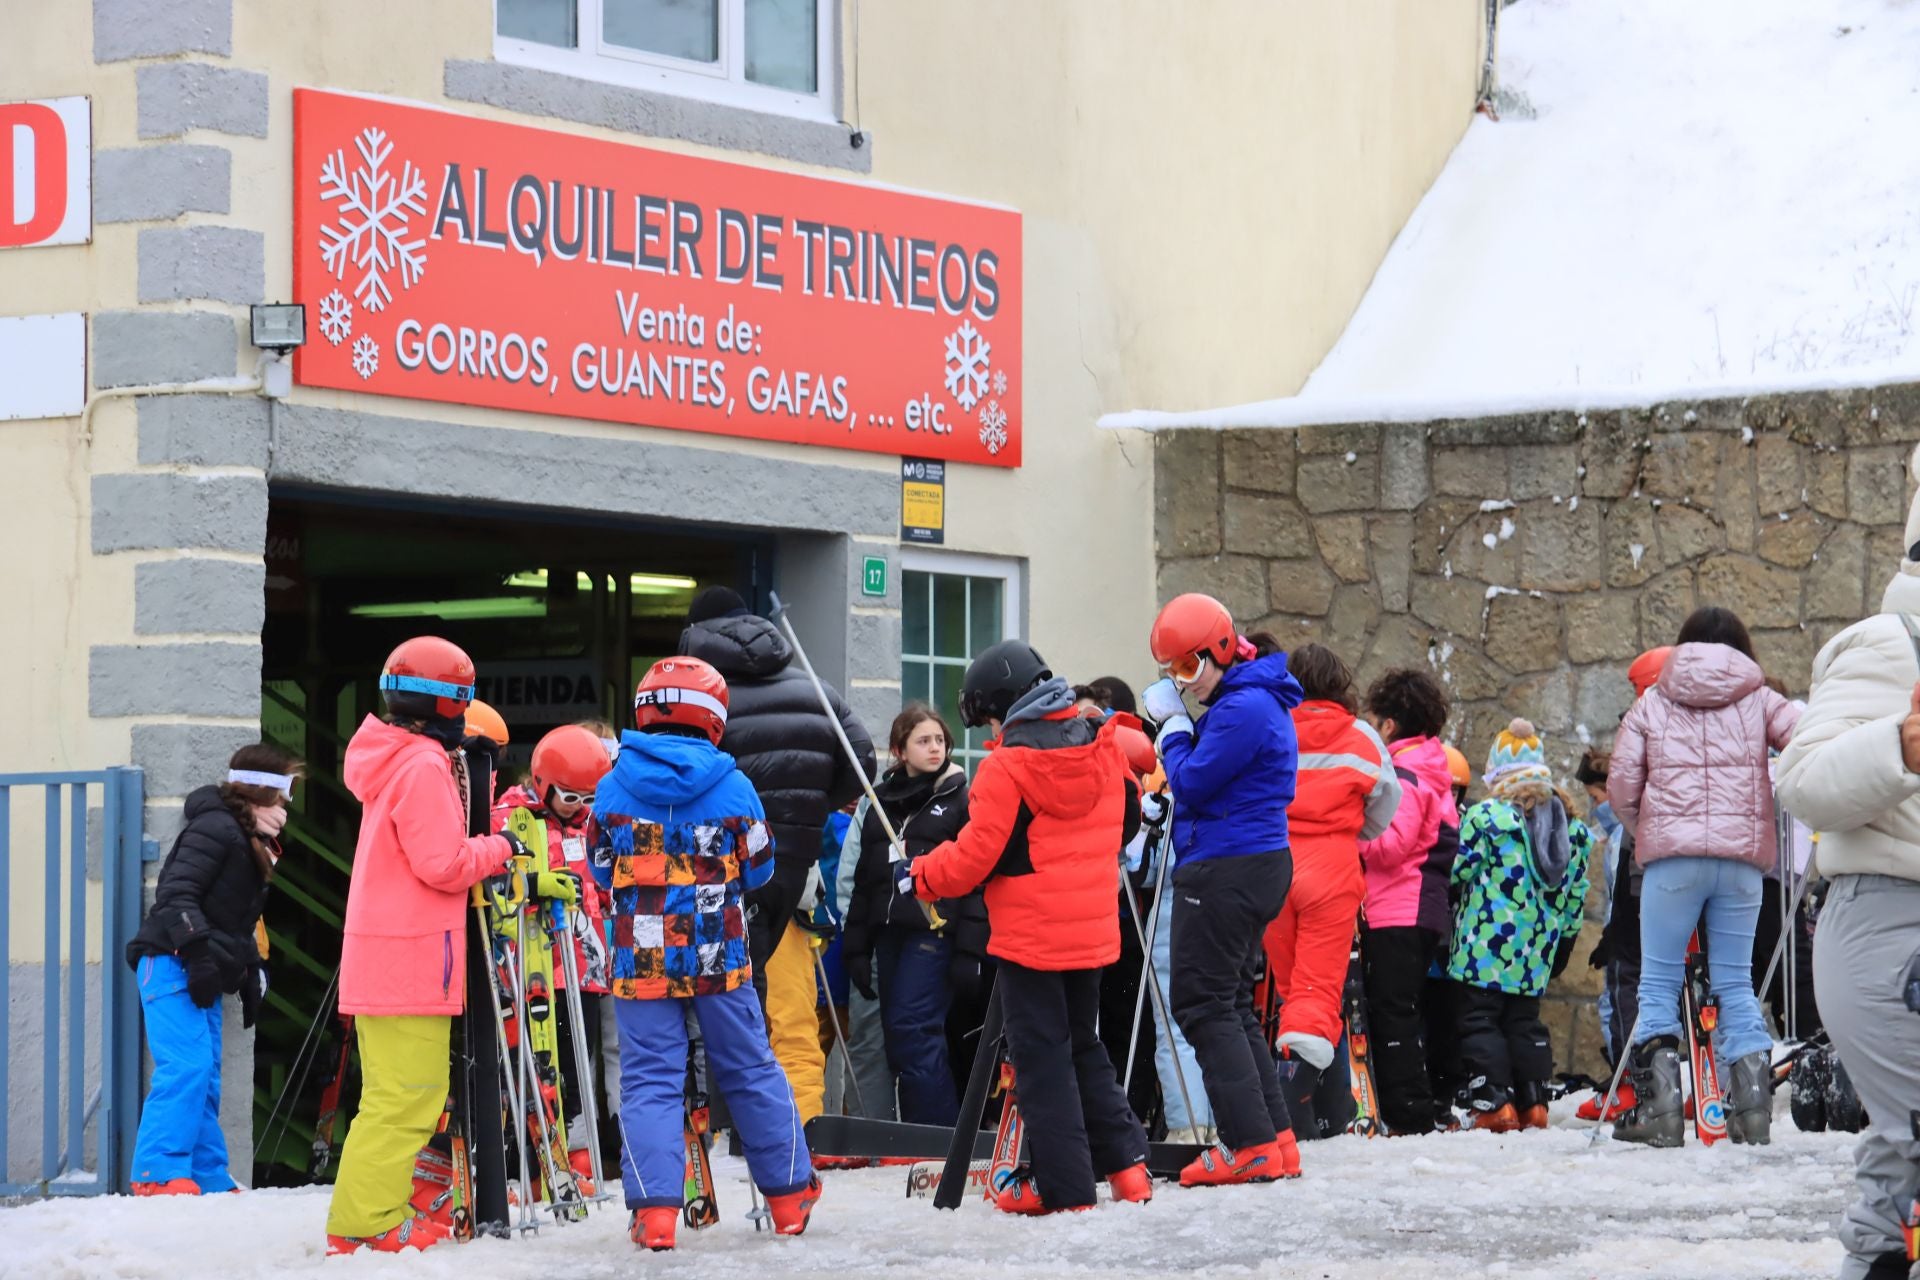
529, 724, 613, 803
464, 699, 510, 748
1111, 721, 1158, 779
634, 657, 730, 746
1150, 593, 1240, 681
380, 636, 477, 721
1628, 646, 1674, 698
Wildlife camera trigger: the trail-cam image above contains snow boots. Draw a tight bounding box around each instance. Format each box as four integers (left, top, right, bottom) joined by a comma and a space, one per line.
131, 1178, 200, 1196
1178, 1131, 1301, 1187
629, 1207, 677, 1251
1464, 1081, 1520, 1133
764, 1175, 823, 1235
1576, 1081, 1636, 1122
325, 1214, 447, 1256
1612, 1036, 1684, 1149
568, 1147, 596, 1198
1726, 1051, 1772, 1146
1280, 1059, 1322, 1139
1514, 1081, 1551, 1131
1107, 1162, 1153, 1204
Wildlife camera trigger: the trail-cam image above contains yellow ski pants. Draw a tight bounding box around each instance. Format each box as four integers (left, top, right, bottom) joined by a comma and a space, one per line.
763, 920, 826, 1124
325, 1015, 449, 1239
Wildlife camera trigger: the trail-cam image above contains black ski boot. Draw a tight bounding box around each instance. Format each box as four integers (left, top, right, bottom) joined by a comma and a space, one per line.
1826, 1056, 1868, 1133
1513, 1080, 1550, 1131
1860, 1248, 1916, 1279
1789, 1044, 1829, 1133
1725, 1051, 1772, 1145
1611, 1036, 1684, 1149
1279, 1057, 1323, 1140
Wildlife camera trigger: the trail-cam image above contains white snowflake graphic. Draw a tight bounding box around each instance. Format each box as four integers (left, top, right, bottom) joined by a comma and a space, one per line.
318, 290, 353, 346
318, 126, 428, 313
978, 399, 1009, 456
351, 334, 380, 380
943, 320, 991, 412
992, 368, 1009, 397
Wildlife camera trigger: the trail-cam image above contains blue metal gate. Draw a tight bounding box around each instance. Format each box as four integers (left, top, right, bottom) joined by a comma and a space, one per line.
0, 768, 145, 1196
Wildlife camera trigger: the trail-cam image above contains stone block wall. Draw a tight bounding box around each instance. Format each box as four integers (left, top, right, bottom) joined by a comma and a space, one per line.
1153, 380, 1920, 1078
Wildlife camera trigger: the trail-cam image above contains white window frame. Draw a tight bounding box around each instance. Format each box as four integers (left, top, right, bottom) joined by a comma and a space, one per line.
899, 549, 1024, 772
494, 0, 838, 124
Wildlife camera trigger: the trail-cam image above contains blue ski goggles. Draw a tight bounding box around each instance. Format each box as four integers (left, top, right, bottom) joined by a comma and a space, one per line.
379, 674, 475, 702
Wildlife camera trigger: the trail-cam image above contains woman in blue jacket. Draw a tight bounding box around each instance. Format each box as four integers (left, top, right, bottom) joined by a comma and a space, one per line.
1144, 593, 1303, 1188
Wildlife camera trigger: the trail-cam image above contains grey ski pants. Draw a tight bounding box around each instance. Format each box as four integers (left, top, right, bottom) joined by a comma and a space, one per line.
1813, 874, 1920, 1280
825, 984, 897, 1120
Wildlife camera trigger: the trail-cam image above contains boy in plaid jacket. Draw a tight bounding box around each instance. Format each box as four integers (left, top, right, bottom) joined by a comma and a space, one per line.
590, 657, 819, 1250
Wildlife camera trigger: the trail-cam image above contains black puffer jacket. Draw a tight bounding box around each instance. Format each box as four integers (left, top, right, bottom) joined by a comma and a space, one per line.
126, 786, 271, 992
849, 764, 978, 941
680, 613, 877, 880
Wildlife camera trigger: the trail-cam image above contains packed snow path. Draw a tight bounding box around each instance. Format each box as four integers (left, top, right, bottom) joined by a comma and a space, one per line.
6, 1109, 1860, 1279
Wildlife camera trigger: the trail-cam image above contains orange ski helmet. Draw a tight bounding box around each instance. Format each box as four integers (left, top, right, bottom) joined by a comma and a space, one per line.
464, 699, 510, 748
530, 724, 613, 802
1442, 743, 1471, 789
634, 657, 730, 746
380, 636, 477, 721
1150, 593, 1239, 680
1628, 646, 1674, 698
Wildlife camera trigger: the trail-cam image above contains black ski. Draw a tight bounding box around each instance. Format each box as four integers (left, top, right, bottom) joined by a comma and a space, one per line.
936, 984, 1006, 1209
461, 744, 512, 1238
810, 1114, 1207, 1181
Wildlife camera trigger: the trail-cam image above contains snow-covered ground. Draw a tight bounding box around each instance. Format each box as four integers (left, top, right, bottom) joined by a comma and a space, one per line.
6, 1102, 1861, 1279
1103, 0, 1920, 430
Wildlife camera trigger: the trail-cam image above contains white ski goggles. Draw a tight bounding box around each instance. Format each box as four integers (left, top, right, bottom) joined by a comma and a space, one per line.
228, 769, 297, 800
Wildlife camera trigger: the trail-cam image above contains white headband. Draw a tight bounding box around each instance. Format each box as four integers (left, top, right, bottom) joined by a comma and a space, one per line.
634, 686, 729, 726
228, 769, 296, 799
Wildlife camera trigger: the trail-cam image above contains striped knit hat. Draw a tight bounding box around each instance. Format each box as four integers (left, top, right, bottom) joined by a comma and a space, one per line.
1485, 717, 1549, 788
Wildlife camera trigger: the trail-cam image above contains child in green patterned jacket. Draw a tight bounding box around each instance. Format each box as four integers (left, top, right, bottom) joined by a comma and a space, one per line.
1447, 718, 1592, 1133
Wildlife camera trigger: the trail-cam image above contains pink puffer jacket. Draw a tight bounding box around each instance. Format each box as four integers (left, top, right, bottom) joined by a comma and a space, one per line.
1608, 643, 1800, 871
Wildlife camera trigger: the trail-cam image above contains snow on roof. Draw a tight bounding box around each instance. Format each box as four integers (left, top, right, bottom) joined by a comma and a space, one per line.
1102, 0, 1920, 432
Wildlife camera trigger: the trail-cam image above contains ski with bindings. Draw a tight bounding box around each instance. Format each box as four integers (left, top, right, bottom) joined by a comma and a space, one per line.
983, 1060, 1026, 1201
458, 743, 512, 1238
1681, 934, 1728, 1145
683, 1083, 720, 1230
309, 1014, 355, 1178
1344, 935, 1384, 1137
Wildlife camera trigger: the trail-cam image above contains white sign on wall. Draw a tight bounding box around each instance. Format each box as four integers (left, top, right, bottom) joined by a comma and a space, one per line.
0, 313, 87, 421
2, 97, 91, 249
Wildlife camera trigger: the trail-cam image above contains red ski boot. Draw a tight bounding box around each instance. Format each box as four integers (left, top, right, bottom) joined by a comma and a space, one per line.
569, 1148, 597, 1198
325, 1215, 447, 1256
131, 1178, 200, 1196
1178, 1131, 1300, 1188
990, 1172, 1094, 1215
1107, 1162, 1153, 1204
764, 1175, 823, 1236
1465, 1103, 1522, 1133
1575, 1082, 1637, 1122
630, 1207, 677, 1251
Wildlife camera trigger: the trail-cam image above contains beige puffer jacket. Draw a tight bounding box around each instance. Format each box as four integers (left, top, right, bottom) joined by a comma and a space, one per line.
1609, 643, 1799, 871
1775, 569, 1920, 883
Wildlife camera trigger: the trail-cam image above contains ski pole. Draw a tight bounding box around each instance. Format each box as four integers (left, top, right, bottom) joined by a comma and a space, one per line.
511, 901, 572, 1219
746, 1180, 770, 1232
1756, 856, 1818, 1023
479, 897, 539, 1235
552, 894, 612, 1205
1586, 1023, 1637, 1150
1122, 867, 1198, 1137
768, 592, 943, 931
252, 965, 340, 1164
1122, 817, 1171, 1092
812, 942, 867, 1115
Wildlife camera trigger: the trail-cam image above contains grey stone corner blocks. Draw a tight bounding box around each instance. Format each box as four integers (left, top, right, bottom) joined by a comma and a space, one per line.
137, 62, 269, 139
137, 226, 266, 305
93, 310, 238, 388
95, 146, 232, 224
94, 0, 233, 63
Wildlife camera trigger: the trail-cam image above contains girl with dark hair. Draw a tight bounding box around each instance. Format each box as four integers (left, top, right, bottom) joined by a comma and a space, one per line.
844, 703, 974, 1124
1609, 606, 1799, 1147
1264, 645, 1400, 1138
126, 742, 304, 1195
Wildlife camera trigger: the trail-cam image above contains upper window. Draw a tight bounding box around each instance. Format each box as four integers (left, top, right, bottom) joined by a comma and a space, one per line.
496, 0, 833, 120
900, 551, 1023, 775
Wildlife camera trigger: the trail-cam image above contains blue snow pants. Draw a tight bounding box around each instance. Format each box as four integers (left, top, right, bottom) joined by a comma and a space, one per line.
130, 954, 235, 1191
875, 929, 959, 1126
613, 985, 811, 1208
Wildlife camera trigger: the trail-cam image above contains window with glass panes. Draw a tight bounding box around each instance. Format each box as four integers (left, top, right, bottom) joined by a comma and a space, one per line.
496, 0, 829, 108
901, 570, 1006, 772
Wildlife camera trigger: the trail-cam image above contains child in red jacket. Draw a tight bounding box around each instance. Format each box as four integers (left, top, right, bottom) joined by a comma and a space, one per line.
907, 641, 1150, 1214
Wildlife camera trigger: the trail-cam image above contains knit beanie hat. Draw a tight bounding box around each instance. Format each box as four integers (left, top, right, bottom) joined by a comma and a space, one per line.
1485, 717, 1549, 788
686, 585, 749, 625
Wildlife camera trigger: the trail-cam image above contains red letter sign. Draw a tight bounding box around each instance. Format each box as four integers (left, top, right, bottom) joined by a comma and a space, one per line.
0, 98, 90, 249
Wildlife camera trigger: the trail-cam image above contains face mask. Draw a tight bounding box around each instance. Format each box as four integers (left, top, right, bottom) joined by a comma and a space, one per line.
423, 715, 465, 751
252, 804, 289, 838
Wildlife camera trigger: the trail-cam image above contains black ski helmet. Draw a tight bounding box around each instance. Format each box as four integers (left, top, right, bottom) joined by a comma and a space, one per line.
959, 641, 1051, 728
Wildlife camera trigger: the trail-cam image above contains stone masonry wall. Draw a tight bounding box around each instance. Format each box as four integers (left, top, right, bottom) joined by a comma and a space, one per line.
1153, 380, 1920, 1079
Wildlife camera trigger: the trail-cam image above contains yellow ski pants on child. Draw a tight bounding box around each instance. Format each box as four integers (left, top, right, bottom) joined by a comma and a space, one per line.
763, 920, 826, 1124
326, 1015, 450, 1239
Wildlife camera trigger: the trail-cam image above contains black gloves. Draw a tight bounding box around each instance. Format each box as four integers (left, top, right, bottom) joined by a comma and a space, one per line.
843, 927, 875, 1002
183, 940, 223, 1008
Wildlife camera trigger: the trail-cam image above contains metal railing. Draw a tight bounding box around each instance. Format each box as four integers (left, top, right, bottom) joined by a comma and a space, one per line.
0, 768, 145, 1196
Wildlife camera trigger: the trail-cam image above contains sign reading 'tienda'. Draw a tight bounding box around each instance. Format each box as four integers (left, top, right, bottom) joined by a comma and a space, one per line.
291, 89, 1022, 467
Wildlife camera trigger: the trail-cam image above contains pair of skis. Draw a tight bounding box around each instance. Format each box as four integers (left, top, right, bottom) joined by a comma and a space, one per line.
1344, 933, 1384, 1138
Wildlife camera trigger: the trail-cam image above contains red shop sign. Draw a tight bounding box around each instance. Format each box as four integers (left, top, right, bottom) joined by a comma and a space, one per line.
292, 89, 1022, 467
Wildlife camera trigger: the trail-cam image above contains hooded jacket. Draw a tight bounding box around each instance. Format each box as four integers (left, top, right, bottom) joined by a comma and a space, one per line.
490, 784, 612, 994
126, 786, 271, 990
1447, 796, 1592, 996
911, 697, 1139, 971
1356, 736, 1460, 932
679, 613, 876, 879
590, 729, 774, 999
1776, 565, 1920, 883
1609, 643, 1799, 871
340, 717, 514, 1016
1286, 702, 1400, 898
849, 762, 973, 936
1159, 653, 1304, 865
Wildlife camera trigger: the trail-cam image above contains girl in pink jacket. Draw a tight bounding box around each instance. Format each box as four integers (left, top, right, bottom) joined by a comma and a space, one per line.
1606, 607, 1799, 1149
326, 637, 520, 1255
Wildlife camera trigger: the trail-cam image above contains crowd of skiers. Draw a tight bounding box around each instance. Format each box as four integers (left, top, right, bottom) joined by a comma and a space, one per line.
119, 480, 1920, 1276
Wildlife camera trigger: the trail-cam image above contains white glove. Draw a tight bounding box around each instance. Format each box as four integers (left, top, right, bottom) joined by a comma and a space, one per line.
1155, 715, 1194, 751
1142, 678, 1187, 725
1140, 792, 1169, 827
1122, 828, 1147, 873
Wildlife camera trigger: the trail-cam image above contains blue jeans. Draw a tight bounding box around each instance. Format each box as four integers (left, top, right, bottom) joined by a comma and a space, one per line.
1633, 857, 1770, 1062
875, 929, 958, 1126
130, 955, 234, 1190
613, 987, 810, 1209
1151, 885, 1213, 1132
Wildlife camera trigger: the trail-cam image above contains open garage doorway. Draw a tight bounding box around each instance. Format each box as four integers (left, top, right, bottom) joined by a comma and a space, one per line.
250, 485, 773, 1185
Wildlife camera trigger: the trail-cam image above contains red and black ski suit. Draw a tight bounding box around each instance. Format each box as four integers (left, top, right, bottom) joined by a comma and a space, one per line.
911, 700, 1148, 1209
